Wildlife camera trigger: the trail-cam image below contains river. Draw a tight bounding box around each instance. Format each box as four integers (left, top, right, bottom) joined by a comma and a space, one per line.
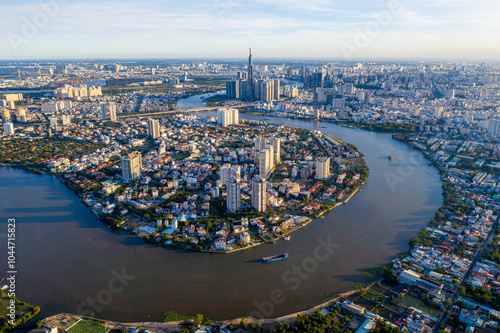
0, 110, 442, 326
175, 92, 224, 110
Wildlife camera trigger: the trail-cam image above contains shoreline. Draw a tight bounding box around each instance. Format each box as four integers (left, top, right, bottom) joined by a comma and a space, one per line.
41, 279, 381, 331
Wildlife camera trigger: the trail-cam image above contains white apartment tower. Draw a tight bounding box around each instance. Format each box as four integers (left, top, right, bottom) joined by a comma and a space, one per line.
3, 122, 14, 135
316, 157, 330, 180
217, 108, 239, 126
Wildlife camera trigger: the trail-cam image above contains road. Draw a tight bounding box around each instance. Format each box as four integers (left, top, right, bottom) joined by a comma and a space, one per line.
432, 213, 499, 333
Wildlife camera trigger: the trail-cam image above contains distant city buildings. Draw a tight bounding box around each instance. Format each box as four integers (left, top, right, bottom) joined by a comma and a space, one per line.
54, 84, 102, 99
304, 72, 323, 89
42, 100, 72, 113
121, 151, 142, 181
226, 48, 281, 102
2, 93, 23, 102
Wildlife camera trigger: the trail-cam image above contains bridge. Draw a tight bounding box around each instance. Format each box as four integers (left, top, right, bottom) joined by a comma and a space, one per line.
116, 105, 246, 119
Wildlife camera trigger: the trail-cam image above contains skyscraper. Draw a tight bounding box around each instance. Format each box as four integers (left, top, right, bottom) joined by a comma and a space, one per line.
226, 80, 240, 99
147, 118, 160, 139
271, 138, 281, 164
248, 48, 254, 100
121, 152, 142, 181
252, 176, 266, 212
100, 103, 108, 120
273, 79, 280, 100
226, 176, 241, 213
108, 102, 117, 122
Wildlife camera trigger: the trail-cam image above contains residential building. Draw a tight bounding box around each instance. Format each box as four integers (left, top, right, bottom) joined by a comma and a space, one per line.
121, 151, 142, 181
147, 118, 160, 139
252, 176, 266, 212
316, 157, 330, 180
226, 176, 241, 213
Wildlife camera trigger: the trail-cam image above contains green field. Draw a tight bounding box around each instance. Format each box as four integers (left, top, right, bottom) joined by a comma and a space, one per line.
66, 320, 110, 333
401, 295, 440, 317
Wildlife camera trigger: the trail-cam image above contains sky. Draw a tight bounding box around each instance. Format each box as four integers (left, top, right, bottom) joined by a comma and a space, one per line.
1, 0, 500, 61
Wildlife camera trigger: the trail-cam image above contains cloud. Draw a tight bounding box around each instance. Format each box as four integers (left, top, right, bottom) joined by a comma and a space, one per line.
0, 0, 498, 59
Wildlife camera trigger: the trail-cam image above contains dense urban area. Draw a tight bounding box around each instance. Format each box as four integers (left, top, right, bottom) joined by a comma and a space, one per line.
1, 56, 499, 333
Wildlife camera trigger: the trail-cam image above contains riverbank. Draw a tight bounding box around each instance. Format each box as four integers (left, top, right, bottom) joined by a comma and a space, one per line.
40, 279, 382, 332
0, 290, 40, 332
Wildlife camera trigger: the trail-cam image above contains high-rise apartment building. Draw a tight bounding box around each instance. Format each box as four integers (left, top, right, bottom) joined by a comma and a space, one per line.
219, 163, 231, 187
3, 122, 14, 135
147, 118, 160, 139
226, 80, 240, 99
121, 152, 142, 181
252, 176, 266, 212
217, 108, 239, 127
100, 102, 117, 121
226, 176, 241, 213
316, 157, 330, 180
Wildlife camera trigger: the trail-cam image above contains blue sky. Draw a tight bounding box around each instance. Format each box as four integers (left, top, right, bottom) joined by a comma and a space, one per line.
1, 0, 499, 60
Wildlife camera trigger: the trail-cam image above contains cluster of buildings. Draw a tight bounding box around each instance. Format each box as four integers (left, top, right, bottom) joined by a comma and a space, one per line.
5, 109, 366, 253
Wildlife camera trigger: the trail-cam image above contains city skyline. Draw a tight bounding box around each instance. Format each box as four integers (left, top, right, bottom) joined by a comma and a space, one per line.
1, 0, 500, 61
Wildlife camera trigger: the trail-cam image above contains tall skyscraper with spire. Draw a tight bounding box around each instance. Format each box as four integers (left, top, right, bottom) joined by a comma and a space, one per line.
248, 47, 254, 100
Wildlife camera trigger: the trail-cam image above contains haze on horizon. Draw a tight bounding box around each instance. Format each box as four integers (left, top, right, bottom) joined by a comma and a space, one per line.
1, 0, 499, 61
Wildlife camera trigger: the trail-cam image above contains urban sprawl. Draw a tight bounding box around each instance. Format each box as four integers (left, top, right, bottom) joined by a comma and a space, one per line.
1, 54, 500, 333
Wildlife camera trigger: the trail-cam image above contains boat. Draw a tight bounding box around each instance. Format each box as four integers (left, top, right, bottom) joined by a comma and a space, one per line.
388, 154, 393, 160
262, 253, 289, 262
283, 235, 291, 241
